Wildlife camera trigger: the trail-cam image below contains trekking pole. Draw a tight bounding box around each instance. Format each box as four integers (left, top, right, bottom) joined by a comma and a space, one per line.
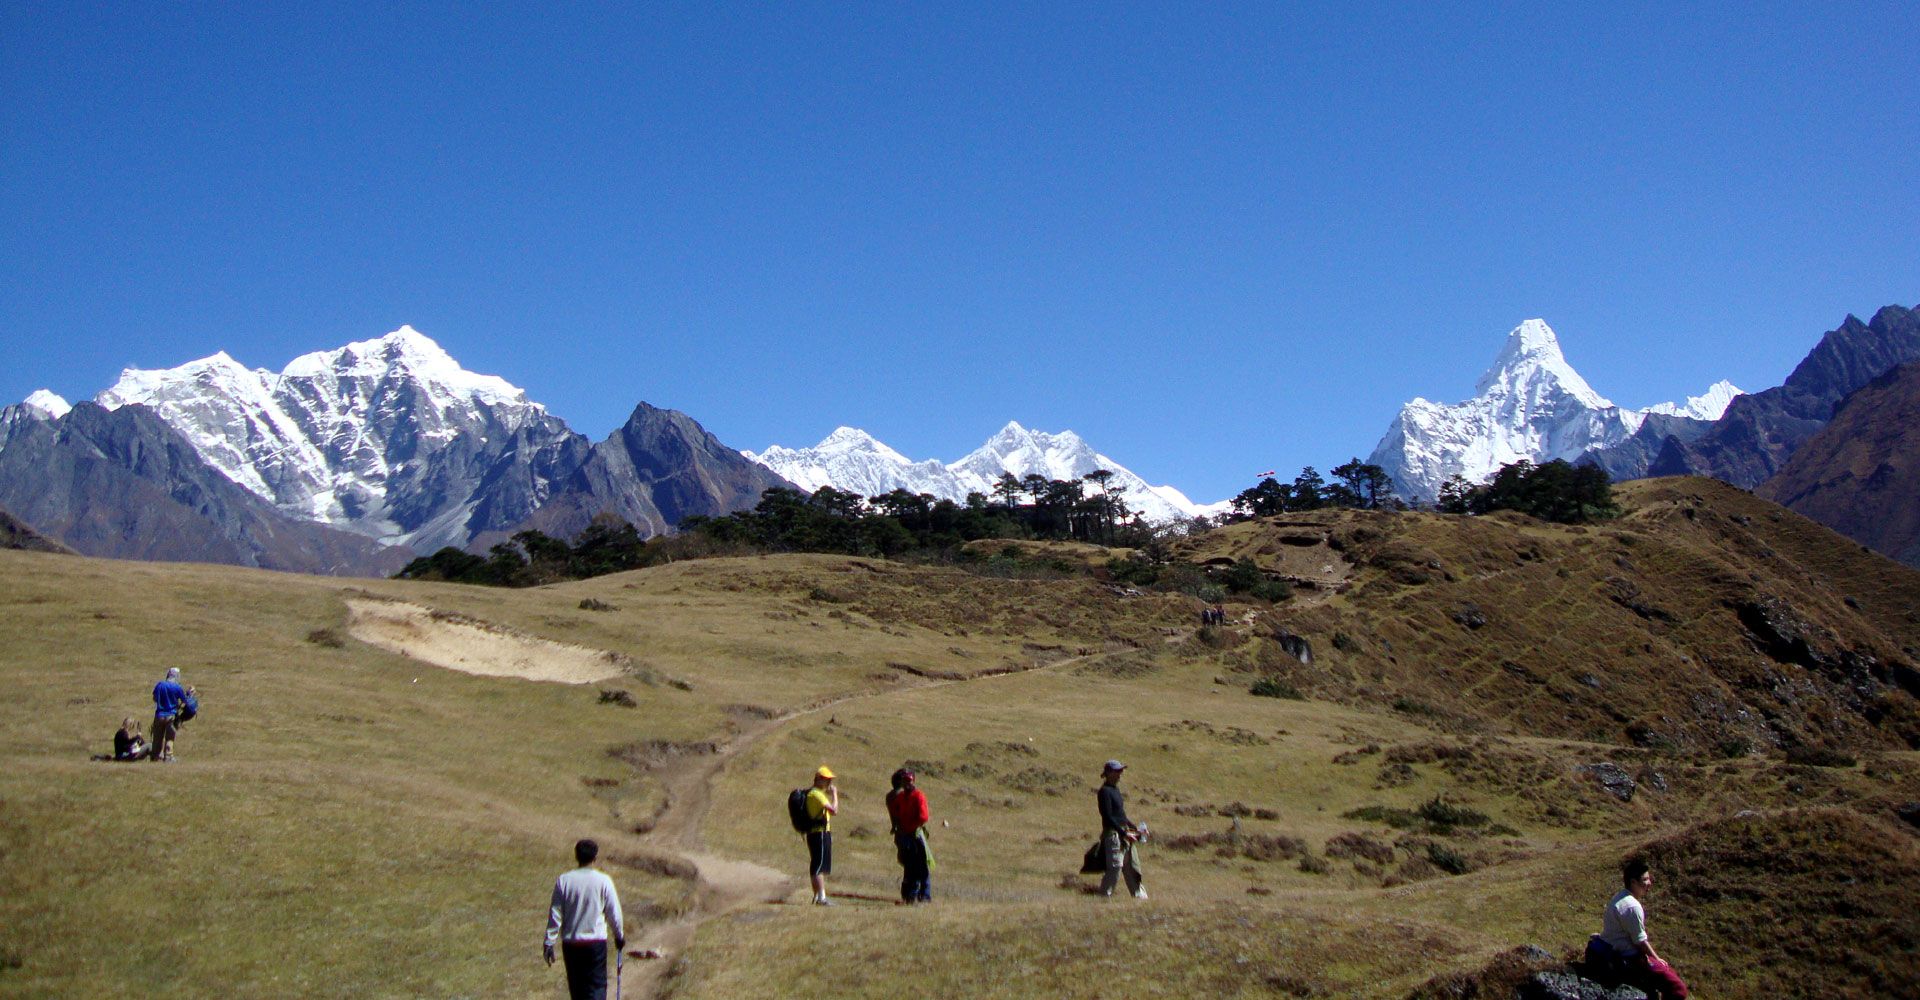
615, 945, 623, 1000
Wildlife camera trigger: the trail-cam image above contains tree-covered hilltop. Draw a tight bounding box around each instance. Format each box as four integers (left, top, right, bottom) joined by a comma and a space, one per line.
1436, 459, 1620, 523
1228, 459, 1397, 518
396, 472, 1165, 587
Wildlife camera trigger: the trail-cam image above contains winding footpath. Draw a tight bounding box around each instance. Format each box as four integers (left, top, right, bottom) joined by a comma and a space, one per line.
614, 649, 1110, 1000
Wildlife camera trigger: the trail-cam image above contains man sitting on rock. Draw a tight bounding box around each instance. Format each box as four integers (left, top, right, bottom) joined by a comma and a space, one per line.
1585, 857, 1689, 999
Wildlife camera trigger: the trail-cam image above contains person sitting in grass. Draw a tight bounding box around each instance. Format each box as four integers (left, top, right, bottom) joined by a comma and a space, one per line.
1097, 759, 1147, 899
113, 717, 148, 761
805, 765, 839, 905
1587, 857, 1689, 999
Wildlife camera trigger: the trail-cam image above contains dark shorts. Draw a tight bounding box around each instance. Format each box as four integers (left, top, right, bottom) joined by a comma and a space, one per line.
806, 830, 832, 876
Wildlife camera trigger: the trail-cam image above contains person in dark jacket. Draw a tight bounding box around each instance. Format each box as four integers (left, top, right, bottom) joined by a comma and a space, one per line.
886, 767, 932, 903
1097, 759, 1146, 899
113, 717, 148, 761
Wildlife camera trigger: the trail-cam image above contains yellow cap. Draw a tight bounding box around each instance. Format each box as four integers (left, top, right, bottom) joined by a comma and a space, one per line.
816, 766, 835, 780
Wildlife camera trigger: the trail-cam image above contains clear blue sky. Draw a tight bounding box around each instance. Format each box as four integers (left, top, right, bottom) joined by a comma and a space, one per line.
5, 4, 1915, 502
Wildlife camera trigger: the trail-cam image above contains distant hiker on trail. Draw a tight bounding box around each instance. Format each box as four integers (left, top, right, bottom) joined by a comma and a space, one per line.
886, 767, 932, 904
804, 765, 839, 905
1585, 858, 1689, 999
113, 717, 148, 761
150, 668, 187, 762
1097, 760, 1147, 899
544, 838, 625, 1000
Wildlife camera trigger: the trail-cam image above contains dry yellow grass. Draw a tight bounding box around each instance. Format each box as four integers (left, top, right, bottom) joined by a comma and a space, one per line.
2, 480, 1915, 998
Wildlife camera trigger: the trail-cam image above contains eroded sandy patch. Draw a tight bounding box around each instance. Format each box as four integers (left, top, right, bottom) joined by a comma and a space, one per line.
345, 598, 631, 684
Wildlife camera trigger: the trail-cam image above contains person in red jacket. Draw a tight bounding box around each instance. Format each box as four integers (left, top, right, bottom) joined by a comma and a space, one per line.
885, 767, 932, 903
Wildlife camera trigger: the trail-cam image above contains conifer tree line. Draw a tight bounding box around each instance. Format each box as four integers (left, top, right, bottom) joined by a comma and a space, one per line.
396, 471, 1157, 586
1434, 459, 1618, 523
396, 457, 1619, 587
1227, 459, 1397, 519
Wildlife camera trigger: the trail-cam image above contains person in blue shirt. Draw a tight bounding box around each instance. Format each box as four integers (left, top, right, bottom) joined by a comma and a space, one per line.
150, 667, 187, 762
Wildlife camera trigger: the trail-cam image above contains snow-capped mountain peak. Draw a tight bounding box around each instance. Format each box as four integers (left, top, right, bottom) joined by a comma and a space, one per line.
1639, 379, 1742, 422
748, 423, 1220, 523
815, 426, 907, 459
1368, 319, 1743, 501
21, 390, 71, 419
1474, 319, 1610, 408
92, 326, 571, 547
283, 326, 532, 410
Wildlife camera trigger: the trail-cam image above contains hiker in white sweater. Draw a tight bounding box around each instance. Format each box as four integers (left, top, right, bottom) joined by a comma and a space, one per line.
544, 839, 625, 1000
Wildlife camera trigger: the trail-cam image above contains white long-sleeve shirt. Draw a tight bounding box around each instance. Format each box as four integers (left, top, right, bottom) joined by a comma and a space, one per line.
546, 867, 623, 946
1600, 888, 1648, 954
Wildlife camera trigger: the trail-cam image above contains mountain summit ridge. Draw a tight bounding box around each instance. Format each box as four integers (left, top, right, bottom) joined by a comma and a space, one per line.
92, 326, 576, 550
747, 420, 1225, 522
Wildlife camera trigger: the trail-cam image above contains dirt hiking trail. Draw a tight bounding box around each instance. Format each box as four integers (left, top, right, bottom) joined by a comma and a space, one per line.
617, 648, 1110, 999
345, 596, 1156, 999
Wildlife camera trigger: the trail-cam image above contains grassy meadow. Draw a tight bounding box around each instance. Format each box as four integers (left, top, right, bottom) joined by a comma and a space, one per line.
3, 478, 1918, 998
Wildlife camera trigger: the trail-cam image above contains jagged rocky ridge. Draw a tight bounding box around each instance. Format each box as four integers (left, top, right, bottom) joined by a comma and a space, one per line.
1366, 319, 1740, 501
1626, 305, 1920, 488
746, 421, 1223, 523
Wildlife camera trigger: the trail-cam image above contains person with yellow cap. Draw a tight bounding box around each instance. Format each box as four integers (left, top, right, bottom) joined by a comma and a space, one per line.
804, 765, 840, 905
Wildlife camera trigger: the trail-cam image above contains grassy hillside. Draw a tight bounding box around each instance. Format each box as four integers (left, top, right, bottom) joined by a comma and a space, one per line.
2, 478, 1916, 999
1173, 477, 1920, 753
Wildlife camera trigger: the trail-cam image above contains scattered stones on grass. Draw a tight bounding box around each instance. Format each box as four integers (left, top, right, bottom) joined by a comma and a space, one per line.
1579, 762, 1637, 802
1518, 970, 1648, 1000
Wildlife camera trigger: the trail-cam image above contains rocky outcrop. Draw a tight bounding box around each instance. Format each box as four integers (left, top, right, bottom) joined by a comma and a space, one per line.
1516, 971, 1646, 1000
0, 503, 73, 553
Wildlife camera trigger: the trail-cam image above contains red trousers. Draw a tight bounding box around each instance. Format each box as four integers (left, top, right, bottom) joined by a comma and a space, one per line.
1634, 956, 1689, 999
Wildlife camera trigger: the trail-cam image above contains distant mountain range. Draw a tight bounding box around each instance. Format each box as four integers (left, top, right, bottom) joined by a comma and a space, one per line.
0, 328, 789, 574
1638, 305, 1920, 487
6, 304, 1917, 574
1365, 304, 1920, 568
1365, 319, 1741, 501
745, 422, 1226, 523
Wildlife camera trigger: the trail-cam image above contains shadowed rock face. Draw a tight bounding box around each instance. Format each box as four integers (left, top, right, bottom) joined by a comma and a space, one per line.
507, 402, 793, 542
1633, 305, 1920, 487
0, 503, 73, 554
1758, 360, 1920, 569
0, 402, 405, 575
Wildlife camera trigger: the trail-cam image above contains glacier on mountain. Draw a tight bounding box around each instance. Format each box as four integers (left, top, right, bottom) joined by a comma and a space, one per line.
1366, 319, 1741, 502
746, 421, 1222, 524
93, 326, 582, 551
